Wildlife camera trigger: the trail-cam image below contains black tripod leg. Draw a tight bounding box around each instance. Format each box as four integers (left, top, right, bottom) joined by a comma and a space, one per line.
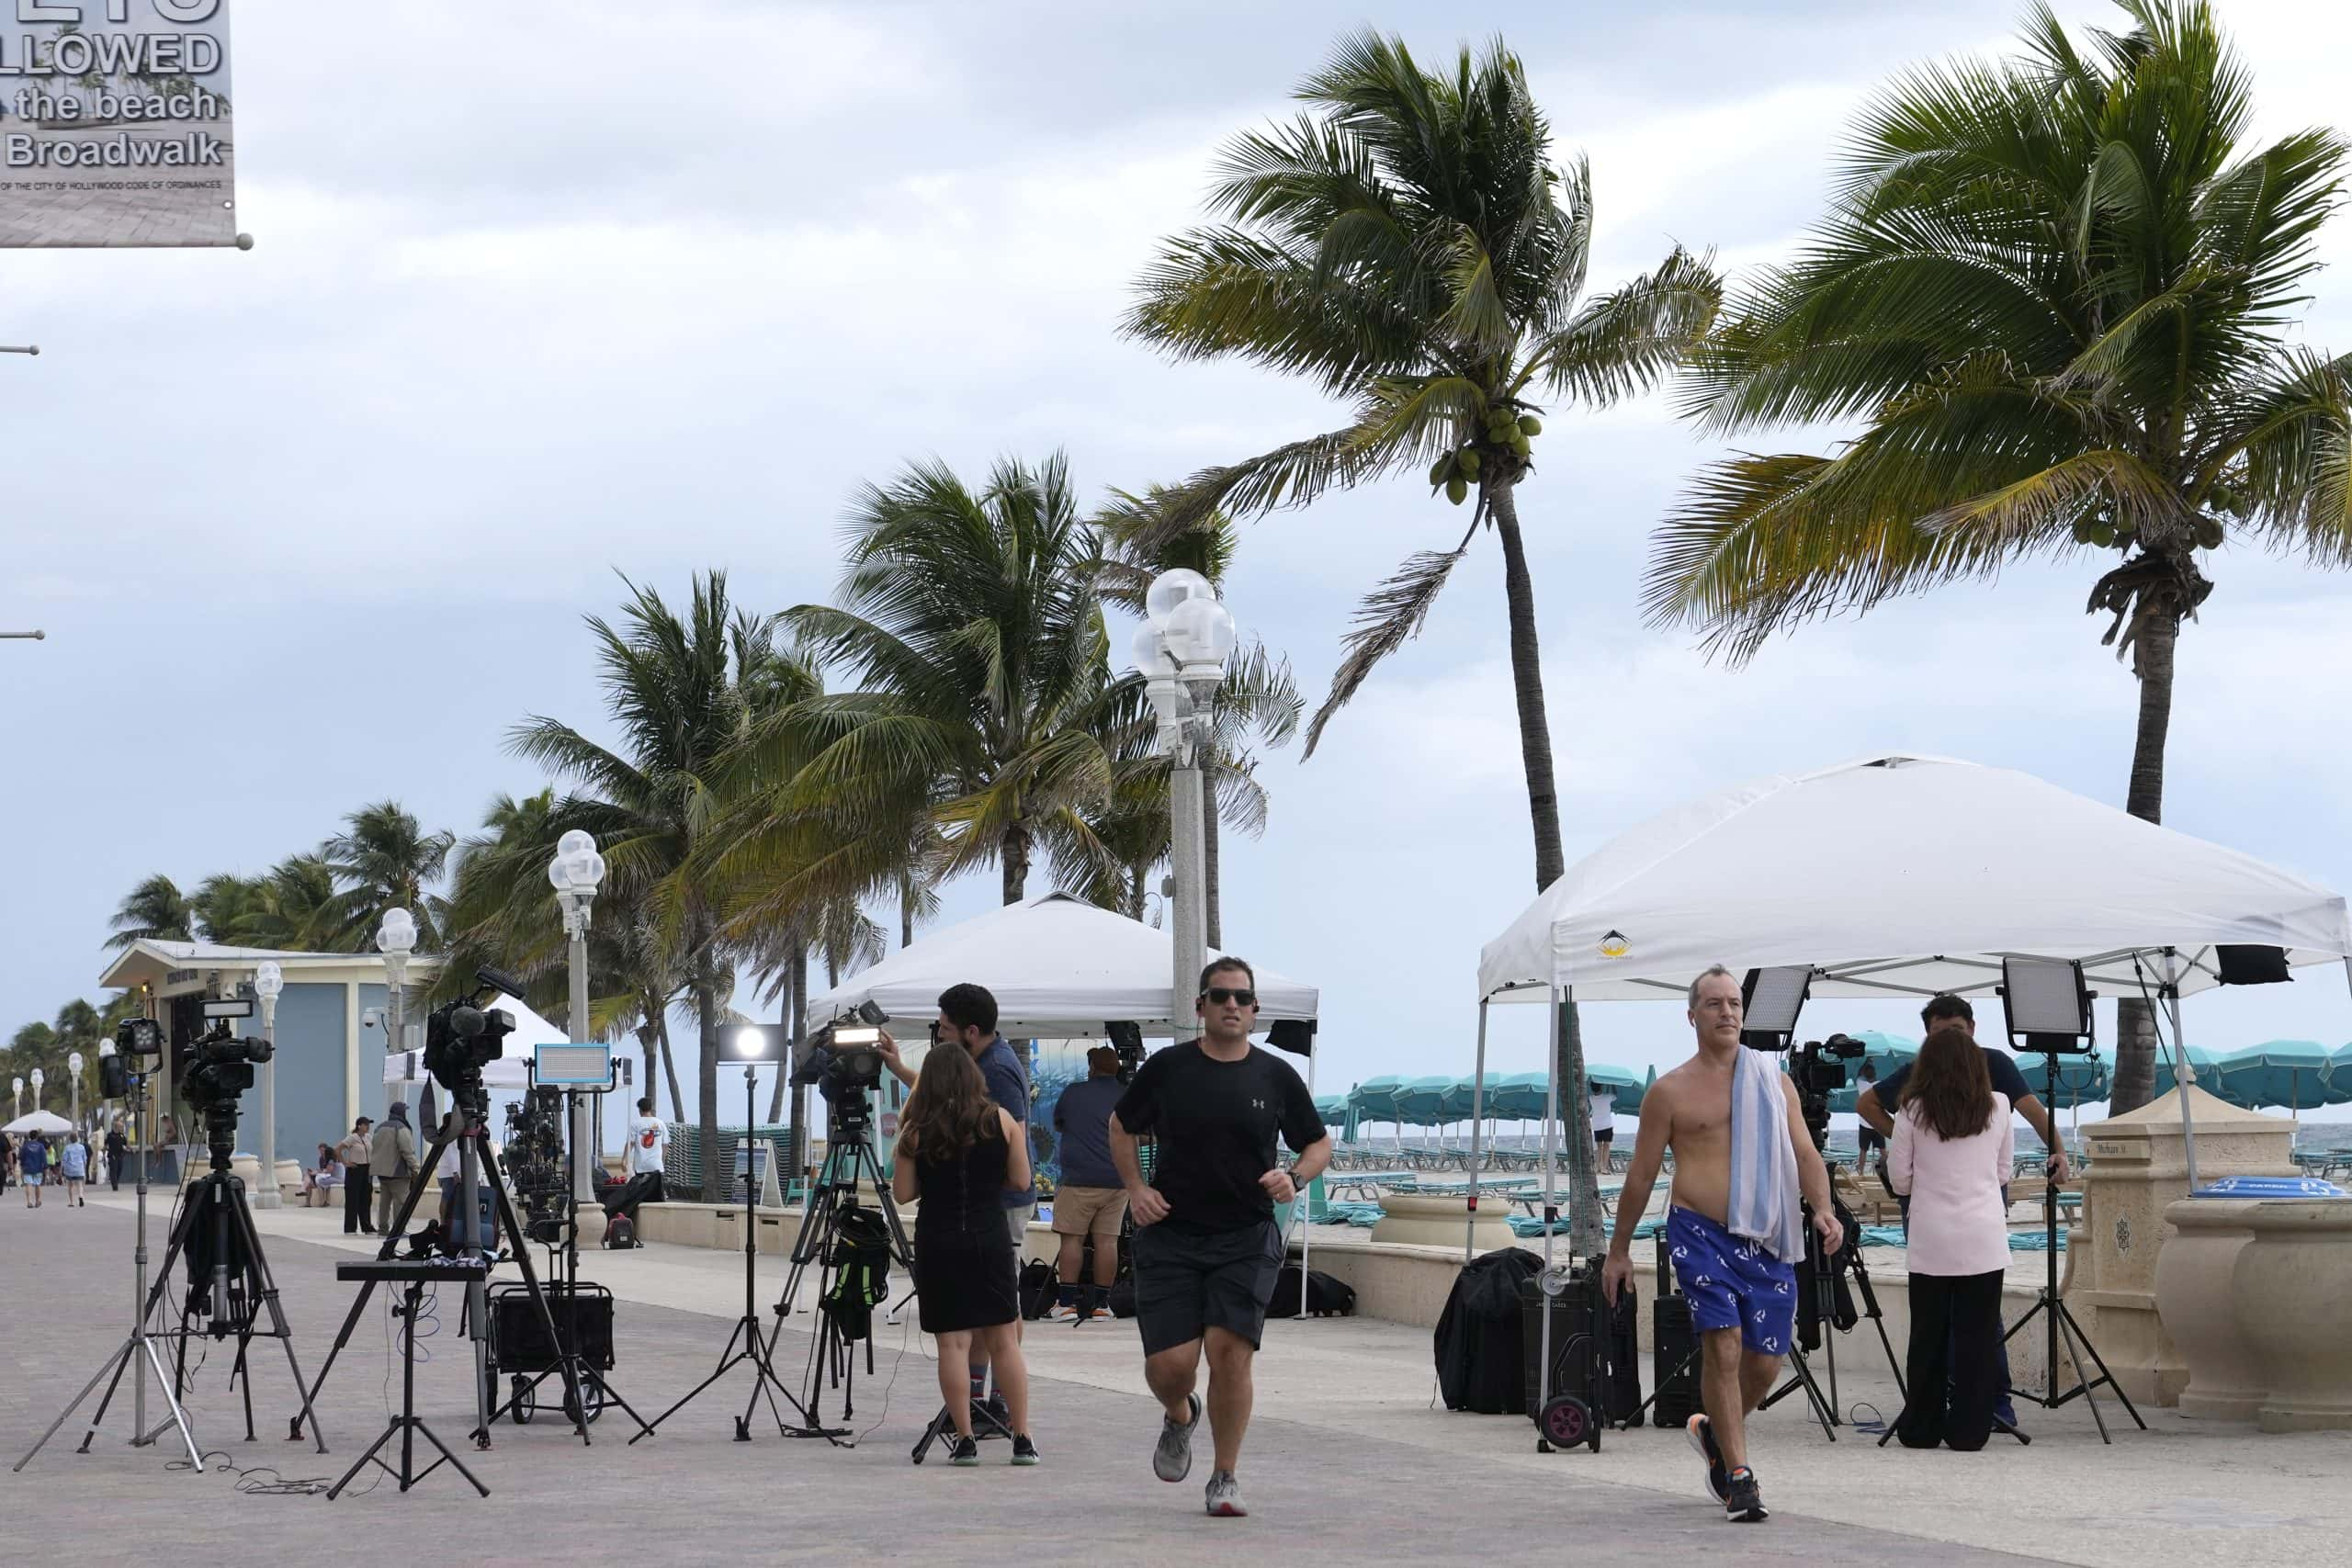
224, 1188, 327, 1453
488, 1167, 590, 1447
2057, 1301, 2146, 1428
632, 1318, 750, 1441
291, 1130, 454, 1440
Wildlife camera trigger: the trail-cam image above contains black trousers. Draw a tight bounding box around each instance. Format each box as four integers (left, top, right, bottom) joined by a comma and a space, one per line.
344, 1166, 375, 1232
1898, 1269, 2004, 1450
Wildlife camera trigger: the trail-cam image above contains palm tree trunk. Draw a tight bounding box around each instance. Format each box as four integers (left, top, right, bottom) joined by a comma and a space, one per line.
637, 1023, 658, 1120
1001, 822, 1033, 905
656, 1010, 685, 1124
900, 884, 914, 947
787, 934, 810, 1180
766, 950, 797, 1122
692, 950, 724, 1201
1128, 863, 1147, 921
1204, 763, 1222, 949
2109, 610, 2180, 1114
1488, 478, 1600, 1238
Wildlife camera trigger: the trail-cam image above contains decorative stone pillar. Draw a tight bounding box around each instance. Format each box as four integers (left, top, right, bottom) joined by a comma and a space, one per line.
2233, 1198, 2352, 1431
2154, 1197, 2267, 1421
2071, 1088, 2294, 1405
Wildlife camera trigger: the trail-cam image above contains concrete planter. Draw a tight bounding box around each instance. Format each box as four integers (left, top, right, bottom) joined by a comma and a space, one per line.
2154, 1198, 2269, 1421
1368, 1192, 1519, 1254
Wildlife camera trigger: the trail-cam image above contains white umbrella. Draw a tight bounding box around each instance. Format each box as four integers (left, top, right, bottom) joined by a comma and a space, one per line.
4, 1110, 74, 1135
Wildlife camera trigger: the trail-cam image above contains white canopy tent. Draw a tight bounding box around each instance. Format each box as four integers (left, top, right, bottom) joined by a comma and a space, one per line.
1466, 753, 2352, 1261
808, 892, 1319, 1036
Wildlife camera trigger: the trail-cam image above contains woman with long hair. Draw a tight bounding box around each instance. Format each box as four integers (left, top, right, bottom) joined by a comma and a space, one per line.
1888, 1025, 2015, 1450
892, 1038, 1038, 1466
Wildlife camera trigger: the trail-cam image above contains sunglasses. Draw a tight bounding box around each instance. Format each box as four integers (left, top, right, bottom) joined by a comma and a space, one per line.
1201, 987, 1258, 1008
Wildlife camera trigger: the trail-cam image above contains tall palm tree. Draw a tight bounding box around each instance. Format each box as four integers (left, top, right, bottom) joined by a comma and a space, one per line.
1645, 1, 2351, 1110
105, 874, 191, 951
315, 802, 457, 952
1093, 493, 1304, 944
775, 453, 1149, 911
509, 572, 771, 1198
239, 855, 339, 951
1124, 31, 1719, 1247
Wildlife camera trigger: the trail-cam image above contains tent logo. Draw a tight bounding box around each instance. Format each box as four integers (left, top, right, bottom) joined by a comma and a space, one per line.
1598, 930, 1630, 959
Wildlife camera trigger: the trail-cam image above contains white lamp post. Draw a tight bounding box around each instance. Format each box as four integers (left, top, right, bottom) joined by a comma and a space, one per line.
30, 1066, 45, 1112
11, 1075, 21, 1118
67, 1050, 84, 1129
1134, 569, 1238, 1025
376, 908, 417, 1059
253, 962, 284, 1209
548, 829, 607, 1202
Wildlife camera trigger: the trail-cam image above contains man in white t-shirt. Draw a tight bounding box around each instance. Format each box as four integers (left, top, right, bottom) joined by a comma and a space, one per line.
1589, 1086, 1617, 1169
626, 1098, 667, 1177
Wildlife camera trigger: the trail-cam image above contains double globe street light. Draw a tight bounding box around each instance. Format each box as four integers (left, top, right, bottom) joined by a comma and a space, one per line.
1130, 569, 1238, 1024
253, 961, 285, 1209
548, 829, 607, 1202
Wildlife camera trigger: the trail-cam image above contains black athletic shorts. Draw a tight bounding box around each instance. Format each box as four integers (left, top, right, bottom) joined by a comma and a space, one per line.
1132, 1218, 1283, 1355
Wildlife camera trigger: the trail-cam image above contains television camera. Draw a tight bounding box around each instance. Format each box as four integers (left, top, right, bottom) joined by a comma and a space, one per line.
793, 1001, 889, 1123
180, 1000, 272, 1170
1790, 1032, 1867, 1150
424, 966, 526, 1113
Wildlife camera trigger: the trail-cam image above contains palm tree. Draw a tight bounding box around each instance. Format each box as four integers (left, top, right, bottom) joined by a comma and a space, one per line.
240, 855, 339, 950
509, 572, 771, 1199
1645, 0, 2351, 1110
189, 873, 269, 945
775, 454, 1149, 910
1124, 31, 1719, 1247
314, 802, 457, 952
1093, 493, 1304, 944
105, 874, 191, 951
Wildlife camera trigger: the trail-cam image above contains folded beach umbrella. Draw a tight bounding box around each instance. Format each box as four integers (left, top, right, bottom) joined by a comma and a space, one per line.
2214, 1041, 2338, 1111
1394, 1076, 1455, 1127
1351, 1076, 1408, 1129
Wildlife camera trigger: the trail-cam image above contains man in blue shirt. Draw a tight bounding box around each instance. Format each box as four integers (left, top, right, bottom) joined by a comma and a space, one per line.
880, 982, 1032, 1413
1049, 1047, 1129, 1320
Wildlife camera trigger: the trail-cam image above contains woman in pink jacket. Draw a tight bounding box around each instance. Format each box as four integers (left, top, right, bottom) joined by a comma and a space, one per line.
1887, 1026, 2014, 1450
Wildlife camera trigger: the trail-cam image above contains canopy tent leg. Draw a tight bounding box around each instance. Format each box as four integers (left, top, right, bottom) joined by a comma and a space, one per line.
2160, 948, 2201, 1191
1464, 1000, 1489, 1264
1534, 987, 1563, 1425
1299, 1044, 1315, 1318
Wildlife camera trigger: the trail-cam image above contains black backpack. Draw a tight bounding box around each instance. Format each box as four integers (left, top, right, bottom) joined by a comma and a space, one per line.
1018, 1258, 1058, 1320
1272, 1264, 1355, 1317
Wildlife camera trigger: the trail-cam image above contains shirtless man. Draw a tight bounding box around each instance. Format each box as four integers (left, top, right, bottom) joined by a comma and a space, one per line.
1601, 965, 1840, 1523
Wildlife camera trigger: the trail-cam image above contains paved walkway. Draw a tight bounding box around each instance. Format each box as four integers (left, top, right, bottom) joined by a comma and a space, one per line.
1, 1193, 2343, 1566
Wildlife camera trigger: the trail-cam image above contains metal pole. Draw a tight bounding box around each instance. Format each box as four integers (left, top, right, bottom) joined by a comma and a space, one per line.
256, 998, 279, 1209
568, 896, 596, 1204
1464, 999, 1489, 1264
1536, 987, 1562, 1408
1170, 745, 1207, 1028
2160, 949, 2199, 1191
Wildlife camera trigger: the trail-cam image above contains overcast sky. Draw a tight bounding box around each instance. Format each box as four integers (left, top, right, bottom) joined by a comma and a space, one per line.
6, 0, 2350, 1124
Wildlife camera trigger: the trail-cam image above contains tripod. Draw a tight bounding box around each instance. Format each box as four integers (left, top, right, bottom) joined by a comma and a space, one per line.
1998, 1052, 2144, 1444
16, 1077, 232, 1474
775, 1100, 913, 1434
634, 1061, 829, 1445
327, 1262, 492, 1497
292, 1087, 587, 1454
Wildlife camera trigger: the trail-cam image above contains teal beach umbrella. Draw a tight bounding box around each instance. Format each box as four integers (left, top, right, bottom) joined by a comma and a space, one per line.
2214, 1041, 2339, 1111
2152, 1045, 2233, 1103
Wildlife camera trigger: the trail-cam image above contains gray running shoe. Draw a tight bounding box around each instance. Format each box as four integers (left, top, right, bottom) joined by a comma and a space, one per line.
1153, 1393, 1203, 1483
1205, 1469, 1247, 1517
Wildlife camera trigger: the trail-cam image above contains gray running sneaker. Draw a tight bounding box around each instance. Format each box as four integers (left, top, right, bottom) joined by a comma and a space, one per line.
1153, 1393, 1204, 1483
1205, 1469, 1247, 1517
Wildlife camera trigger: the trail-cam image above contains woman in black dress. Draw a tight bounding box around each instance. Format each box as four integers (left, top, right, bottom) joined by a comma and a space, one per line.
892, 1039, 1037, 1465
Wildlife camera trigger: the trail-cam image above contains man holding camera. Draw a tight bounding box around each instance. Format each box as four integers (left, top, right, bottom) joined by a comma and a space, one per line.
1111, 957, 1330, 1519
1855, 993, 2065, 1433
878, 983, 1034, 1416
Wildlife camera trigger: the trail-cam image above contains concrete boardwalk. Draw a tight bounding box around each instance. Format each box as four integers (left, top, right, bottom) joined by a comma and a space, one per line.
2, 1193, 2343, 1566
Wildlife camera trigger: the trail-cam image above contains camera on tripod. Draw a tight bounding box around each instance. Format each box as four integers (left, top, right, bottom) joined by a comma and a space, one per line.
182, 1000, 271, 1168
794, 1002, 889, 1113
424, 966, 525, 1110
1791, 1032, 1866, 1148
503, 1088, 572, 1247
1106, 1021, 1146, 1085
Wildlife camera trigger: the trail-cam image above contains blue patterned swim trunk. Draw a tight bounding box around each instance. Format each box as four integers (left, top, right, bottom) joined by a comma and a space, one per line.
1668, 1206, 1796, 1357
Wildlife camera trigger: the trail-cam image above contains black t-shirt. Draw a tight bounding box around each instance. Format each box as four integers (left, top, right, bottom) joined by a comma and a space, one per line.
1876, 1047, 2033, 1109
1113, 1041, 1325, 1235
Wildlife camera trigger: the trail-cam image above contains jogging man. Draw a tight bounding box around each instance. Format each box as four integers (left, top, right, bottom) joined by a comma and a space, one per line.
1111, 957, 1330, 1518
1601, 965, 1840, 1523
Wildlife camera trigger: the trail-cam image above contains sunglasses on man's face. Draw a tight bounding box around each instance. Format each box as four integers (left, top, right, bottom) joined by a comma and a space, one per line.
1202, 987, 1258, 1008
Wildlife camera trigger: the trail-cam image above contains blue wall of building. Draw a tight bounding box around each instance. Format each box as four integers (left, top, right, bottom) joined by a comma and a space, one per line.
217, 981, 348, 1165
